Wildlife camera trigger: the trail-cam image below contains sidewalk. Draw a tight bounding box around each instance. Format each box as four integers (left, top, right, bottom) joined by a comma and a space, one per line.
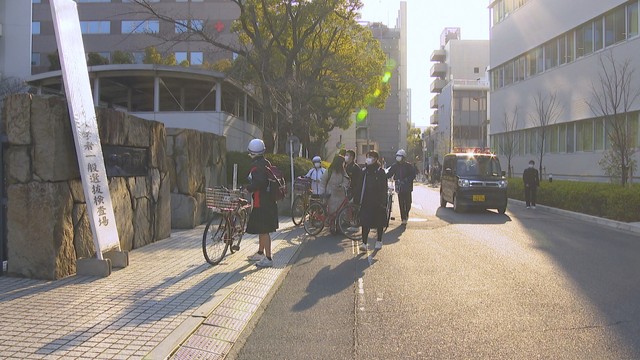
0, 217, 304, 360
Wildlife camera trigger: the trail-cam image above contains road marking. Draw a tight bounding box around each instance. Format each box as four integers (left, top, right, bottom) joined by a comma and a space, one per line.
358, 277, 365, 311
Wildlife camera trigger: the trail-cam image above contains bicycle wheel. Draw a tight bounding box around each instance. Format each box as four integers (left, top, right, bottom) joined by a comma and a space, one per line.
337, 203, 361, 240
230, 207, 249, 253
303, 202, 325, 235
384, 193, 393, 231
202, 215, 229, 265
291, 195, 305, 226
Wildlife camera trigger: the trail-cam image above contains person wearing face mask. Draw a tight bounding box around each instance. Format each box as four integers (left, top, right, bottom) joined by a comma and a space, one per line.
343, 149, 362, 204
386, 149, 416, 225
358, 151, 388, 251
305, 156, 327, 196
523, 160, 540, 209
245, 138, 279, 268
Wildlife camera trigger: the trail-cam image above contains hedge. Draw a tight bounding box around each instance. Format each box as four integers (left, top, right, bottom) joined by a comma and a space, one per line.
226, 151, 329, 188
506, 178, 640, 222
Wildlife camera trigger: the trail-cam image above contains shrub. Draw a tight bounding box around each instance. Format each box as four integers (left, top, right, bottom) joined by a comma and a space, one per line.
507, 178, 640, 222
226, 151, 313, 187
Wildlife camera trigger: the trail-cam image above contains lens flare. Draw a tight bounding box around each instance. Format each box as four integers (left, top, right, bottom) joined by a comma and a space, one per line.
356, 108, 368, 122
382, 71, 392, 83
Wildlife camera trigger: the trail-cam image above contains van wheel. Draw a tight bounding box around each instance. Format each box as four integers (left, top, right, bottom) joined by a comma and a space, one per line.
453, 195, 463, 213
440, 193, 447, 208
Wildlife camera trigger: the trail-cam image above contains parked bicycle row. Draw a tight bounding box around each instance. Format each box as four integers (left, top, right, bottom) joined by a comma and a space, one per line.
202, 139, 418, 268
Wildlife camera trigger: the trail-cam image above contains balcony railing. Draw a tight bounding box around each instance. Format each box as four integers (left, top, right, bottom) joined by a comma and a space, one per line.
430, 49, 446, 62
430, 63, 447, 78
430, 111, 439, 125
430, 95, 439, 109
430, 78, 447, 93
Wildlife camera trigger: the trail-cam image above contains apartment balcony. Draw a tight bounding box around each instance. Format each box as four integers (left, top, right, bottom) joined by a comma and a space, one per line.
430, 49, 446, 62
430, 63, 447, 78
430, 78, 447, 93
430, 110, 439, 125
430, 94, 439, 109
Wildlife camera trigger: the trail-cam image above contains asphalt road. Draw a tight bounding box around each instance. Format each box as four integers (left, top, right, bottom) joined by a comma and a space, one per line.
232, 184, 640, 359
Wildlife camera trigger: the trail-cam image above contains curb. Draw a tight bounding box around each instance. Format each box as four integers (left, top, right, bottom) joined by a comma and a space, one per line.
508, 199, 640, 235
224, 225, 307, 360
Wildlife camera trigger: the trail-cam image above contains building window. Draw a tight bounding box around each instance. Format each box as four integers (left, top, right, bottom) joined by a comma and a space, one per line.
559, 124, 566, 153
566, 123, 575, 153
550, 125, 559, 153
132, 52, 145, 64
80, 21, 111, 34
628, 1, 639, 38
176, 19, 204, 33
594, 118, 604, 150
31, 53, 41, 66
32, 22, 41, 35
630, 112, 640, 147
516, 55, 526, 82
543, 39, 557, 70
604, 7, 625, 46
526, 48, 540, 77
175, 52, 188, 64
503, 61, 513, 86
576, 22, 593, 58
474, 67, 480, 74
594, 17, 604, 51
122, 20, 159, 34
191, 52, 203, 65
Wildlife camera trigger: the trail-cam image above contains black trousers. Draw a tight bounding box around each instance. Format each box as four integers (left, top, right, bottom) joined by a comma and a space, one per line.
398, 191, 412, 220
524, 185, 537, 206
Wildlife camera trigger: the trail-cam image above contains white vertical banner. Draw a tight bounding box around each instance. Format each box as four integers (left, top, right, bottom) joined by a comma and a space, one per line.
50, 0, 121, 259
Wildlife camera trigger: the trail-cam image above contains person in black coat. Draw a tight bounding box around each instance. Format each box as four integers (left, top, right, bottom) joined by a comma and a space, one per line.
343, 149, 362, 204
245, 139, 279, 267
386, 149, 416, 224
358, 150, 388, 251
523, 160, 540, 209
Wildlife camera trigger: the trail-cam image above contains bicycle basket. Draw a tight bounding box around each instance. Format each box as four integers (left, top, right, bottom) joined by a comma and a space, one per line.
294, 177, 312, 194
206, 187, 241, 211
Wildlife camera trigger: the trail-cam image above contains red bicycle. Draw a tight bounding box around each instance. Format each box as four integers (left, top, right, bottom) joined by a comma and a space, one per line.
303, 186, 361, 240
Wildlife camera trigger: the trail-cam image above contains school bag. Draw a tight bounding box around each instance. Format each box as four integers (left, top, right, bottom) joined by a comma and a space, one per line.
266, 165, 287, 201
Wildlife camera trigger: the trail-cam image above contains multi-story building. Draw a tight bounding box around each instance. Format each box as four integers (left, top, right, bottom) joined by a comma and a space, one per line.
31, 0, 239, 74
428, 27, 490, 161
358, 2, 409, 164
0, 0, 31, 80
489, 0, 640, 182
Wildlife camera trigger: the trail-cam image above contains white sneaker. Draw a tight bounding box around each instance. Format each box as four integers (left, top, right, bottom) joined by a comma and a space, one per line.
359, 243, 368, 252
526, 206, 530, 209
532, 206, 536, 209
255, 257, 273, 267
374, 241, 383, 250
247, 253, 263, 261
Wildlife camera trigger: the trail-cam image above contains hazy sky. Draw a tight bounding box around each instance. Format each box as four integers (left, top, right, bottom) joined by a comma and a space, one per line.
359, 0, 490, 127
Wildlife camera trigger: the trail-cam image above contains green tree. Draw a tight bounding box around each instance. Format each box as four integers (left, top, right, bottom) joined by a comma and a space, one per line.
47, 51, 61, 71
131, 0, 388, 155
143, 46, 163, 64
87, 52, 110, 66
406, 127, 423, 161
112, 51, 135, 64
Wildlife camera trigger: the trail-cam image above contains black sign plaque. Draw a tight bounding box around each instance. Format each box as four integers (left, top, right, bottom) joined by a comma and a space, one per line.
103, 145, 148, 177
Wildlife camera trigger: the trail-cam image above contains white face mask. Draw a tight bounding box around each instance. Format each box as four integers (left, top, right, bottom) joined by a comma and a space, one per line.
365, 157, 375, 165
396, 156, 403, 162
314, 162, 321, 168
344, 155, 352, 162
529, 164, 534, 168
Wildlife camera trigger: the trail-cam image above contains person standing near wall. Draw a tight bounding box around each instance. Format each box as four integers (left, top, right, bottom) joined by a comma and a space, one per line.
523, 160, 540, 209
343, 149, 362, 204
245, 138, 279, 268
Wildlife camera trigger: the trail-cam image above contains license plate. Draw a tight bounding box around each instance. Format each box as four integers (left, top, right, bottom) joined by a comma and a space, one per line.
472, 195, 485, 202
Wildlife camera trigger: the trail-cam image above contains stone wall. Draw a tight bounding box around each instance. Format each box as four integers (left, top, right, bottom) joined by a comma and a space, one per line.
166, 129, 226, 228
2, 94, 171, 280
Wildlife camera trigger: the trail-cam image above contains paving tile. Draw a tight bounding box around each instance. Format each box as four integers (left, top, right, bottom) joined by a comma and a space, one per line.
194, 325, 240, 343
0, 222, 299, 359
171, 346, 223, 360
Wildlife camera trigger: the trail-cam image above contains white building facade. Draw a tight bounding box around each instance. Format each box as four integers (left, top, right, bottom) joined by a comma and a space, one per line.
428, 28, 490, 162
489, 0, 640, 182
